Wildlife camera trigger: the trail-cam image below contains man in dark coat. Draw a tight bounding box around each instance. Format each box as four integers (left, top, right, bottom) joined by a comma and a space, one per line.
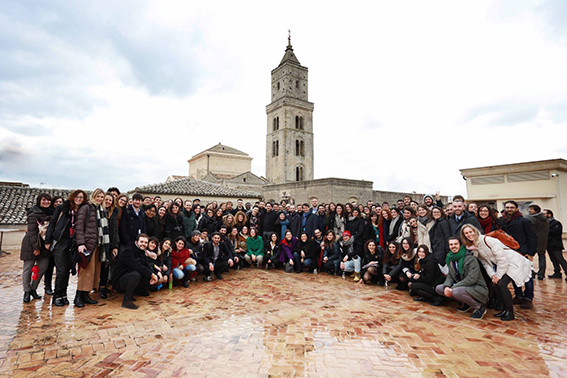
288, 204, 302, 237
447, 200, 483, 237
305, 205, 326, 237
119, 193, 147, 251
202, 232, 235, 281
544, 209, 567, 280
527, 204, 549, 280
498, 200, 537, 309
261, 202, 278, 241
113, 234, 158, 309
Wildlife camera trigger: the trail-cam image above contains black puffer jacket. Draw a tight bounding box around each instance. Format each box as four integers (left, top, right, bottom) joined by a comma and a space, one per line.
413, 253, 445, 286
547, 218, 564, 251
45, 200, 78, 245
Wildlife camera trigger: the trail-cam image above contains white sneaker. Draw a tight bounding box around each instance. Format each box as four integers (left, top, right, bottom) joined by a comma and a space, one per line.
313, 269, 318, 274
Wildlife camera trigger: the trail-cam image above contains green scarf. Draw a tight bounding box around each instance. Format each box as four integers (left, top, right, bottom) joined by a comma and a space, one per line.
445, 245, 466, 275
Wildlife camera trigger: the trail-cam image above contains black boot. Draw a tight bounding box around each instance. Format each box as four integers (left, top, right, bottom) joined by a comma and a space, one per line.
74, 291, 85, 308
82, 291, 98, 305
23, 291, 31, 303
99, 287, 108, 299
30, 290, 42, 300
44, 286, 54, 295
53, 291, 65, 306
494, 309, 508, 317
501, 309, 515, 321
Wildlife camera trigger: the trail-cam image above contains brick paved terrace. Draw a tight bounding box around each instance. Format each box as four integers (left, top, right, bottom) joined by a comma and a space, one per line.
1, 250, 566, 377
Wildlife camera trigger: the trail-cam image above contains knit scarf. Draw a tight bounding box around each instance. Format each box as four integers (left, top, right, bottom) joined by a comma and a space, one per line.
477, 216, 493, 234
445, 245, 466, 275
96, 205, 111, 262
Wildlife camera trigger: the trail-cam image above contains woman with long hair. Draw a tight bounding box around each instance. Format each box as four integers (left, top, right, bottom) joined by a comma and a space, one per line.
324, 202, 336, 233
43, 195, 64, 296
359, 240, 384, 285
377, 208, 391, 249
116, 194, 128, 221
234, 211, 248, 232
416, 204, 433, 250
45, 189, 88, 306
461, 224, 532, 321
428, 205, 451, 267
363, 211, 380, 245
74, 188, 111, 307
199, 208, 216, 235
295, 232, 318, 272
407, 244, 445, 304
321, 230, 341, 274
98, 192, 119, 299
476, 205, 499, 234
331, 203, 347, 241
387, 208, 403, 244
21, 193, 53, 302
164, 202, 184, 240
245, 227, 265, 267
171, 236, 197, 287
386, 237, 416, 290
383, 242, 401, 285
264, 232, 280, 269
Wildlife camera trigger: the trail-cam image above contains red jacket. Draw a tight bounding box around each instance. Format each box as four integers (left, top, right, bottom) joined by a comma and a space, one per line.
172, 247, 191, 268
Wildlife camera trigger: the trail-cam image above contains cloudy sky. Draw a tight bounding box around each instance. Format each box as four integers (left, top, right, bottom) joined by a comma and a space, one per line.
1, 1, 566, 197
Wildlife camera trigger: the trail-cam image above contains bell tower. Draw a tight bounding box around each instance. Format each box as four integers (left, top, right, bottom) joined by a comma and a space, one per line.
266, 33, 314, 184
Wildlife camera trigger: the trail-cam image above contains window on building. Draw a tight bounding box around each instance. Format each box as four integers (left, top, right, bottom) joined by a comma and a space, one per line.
275, 140, 279, 156
272, 141, 276, 157
295, 116, 299, 129
277, 82, 280, 90
296, 166, 303, 181
295, 140, 300, 156
296, 80, 299, 88
300, 140, 304, 156
273, 118, 277, 131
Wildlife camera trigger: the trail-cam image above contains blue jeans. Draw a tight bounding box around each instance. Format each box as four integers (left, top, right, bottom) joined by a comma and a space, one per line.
513, 277, 534, 301
172, 265, 196, 280
342, 256, 361, 273
302, 258, 315, 270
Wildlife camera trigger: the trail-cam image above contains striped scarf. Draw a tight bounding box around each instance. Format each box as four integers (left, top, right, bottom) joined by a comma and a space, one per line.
96, 205, 111, 262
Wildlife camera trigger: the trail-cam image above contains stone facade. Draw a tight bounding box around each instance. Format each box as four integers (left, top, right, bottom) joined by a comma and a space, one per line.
188, 143, 253, 180
265, 39, 314, 184
261, 178, 449, 207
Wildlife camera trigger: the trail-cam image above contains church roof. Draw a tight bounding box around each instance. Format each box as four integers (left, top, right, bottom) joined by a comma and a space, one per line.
191, 143, 249, 159
133, 177, 261, 198
279, 39, 301, 66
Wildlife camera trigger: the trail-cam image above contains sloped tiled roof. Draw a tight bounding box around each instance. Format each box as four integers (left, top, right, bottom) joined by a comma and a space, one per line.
0, 186, 74, 225
191, 143, 249, 159
133, 177, 261, 197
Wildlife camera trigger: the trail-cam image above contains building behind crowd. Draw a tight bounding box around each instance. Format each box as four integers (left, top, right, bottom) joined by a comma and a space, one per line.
461, 158, 567, 222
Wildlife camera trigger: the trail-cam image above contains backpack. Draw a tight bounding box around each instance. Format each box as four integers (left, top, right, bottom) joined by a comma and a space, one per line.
486, 229, 520, 251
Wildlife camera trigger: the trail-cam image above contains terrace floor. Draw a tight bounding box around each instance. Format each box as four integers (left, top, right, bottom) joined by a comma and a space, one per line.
0, 250, 566, 377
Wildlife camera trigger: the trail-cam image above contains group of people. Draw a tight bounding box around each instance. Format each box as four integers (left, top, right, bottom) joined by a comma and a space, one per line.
20, 188, 565, 319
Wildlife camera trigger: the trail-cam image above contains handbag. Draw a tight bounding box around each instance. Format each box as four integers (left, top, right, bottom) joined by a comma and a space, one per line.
284, 261, 294, 273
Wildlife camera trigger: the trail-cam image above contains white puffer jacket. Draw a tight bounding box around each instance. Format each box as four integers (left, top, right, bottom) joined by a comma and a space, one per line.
475, 235, 532, 287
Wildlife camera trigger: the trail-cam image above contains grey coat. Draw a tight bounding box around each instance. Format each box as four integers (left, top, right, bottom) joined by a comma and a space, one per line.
443, 251, 488, 305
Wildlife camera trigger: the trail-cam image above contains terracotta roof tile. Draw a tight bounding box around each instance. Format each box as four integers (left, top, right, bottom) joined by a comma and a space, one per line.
0, 186, 74, 225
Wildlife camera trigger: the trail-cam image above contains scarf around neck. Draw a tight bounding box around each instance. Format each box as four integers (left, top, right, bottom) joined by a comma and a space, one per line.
445, 245, 466, 275
96, 205, 111, 262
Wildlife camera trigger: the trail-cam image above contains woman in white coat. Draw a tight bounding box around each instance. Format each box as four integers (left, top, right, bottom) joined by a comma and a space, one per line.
461, 224, 532, 321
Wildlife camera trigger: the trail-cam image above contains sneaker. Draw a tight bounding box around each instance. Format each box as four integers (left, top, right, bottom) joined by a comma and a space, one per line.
457, 303, 472, 313
470, 306, 486, 320
204, 276, 213, 282
313, 269, 318, 274
520, 299, 533, 309
431, 297, 444, 306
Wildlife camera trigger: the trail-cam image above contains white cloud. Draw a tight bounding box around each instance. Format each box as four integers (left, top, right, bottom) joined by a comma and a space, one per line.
1, 0, 566, 199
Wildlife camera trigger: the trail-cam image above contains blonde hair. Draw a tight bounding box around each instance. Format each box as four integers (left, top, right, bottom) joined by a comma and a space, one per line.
90, 188, 106, 208
460, 224, 480, 248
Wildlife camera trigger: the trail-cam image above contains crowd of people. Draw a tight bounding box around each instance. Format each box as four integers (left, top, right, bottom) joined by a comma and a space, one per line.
20, 188, 566, 319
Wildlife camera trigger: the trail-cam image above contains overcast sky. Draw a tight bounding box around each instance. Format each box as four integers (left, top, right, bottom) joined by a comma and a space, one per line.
1, 1, 566, 197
